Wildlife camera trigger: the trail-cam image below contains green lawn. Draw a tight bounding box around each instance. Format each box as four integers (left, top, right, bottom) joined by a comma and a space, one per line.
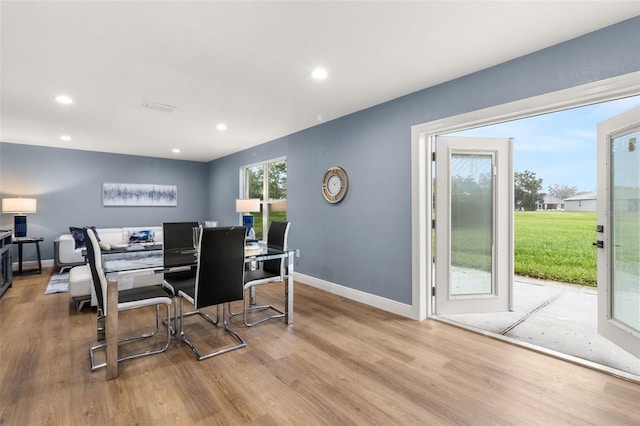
515, 211, 597, 286
258, 209, 619, 287
251, 211, 287, 240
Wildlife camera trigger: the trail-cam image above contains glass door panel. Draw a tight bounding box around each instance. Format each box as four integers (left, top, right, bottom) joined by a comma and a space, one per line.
450, 153, 494, 296
610, 131, 640, 332
597, 107, 640, 358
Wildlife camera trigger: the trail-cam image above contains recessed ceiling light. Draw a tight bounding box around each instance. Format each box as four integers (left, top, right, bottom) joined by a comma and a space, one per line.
311, 67, 328, 80
55, 95, 73, 105
172, 148, 181, 154
60, 135, 71, 141
216, 123, 227, 131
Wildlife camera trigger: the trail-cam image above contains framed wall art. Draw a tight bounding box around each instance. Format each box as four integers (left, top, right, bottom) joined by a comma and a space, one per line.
102, 183, 177, 206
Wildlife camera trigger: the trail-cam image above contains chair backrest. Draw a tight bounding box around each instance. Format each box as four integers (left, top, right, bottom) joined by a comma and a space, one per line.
163, 221, 199, 267
163, 221, 199, 251
84, 226, 107, 313
193, 226, 246, 309
264, 221, 290, 275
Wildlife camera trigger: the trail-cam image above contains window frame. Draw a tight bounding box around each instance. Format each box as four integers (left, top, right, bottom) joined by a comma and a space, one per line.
239, 156, 287, 240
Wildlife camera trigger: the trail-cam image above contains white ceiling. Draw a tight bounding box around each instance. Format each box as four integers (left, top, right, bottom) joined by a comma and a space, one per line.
1, 1, 639, 162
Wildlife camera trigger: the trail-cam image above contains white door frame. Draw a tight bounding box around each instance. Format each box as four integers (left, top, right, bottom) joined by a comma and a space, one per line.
410, 71, 640, 320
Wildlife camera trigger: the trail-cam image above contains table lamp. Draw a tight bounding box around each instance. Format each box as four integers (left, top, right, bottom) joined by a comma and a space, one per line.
235, 198, 260, 237
2, 197, 37, 238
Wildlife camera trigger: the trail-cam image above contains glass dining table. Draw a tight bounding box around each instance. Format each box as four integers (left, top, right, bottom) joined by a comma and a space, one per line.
101, 243, 295, 380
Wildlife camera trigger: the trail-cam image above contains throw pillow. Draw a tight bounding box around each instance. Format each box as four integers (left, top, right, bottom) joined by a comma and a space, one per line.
129, 229, 154, 243
69, 226, 99, 249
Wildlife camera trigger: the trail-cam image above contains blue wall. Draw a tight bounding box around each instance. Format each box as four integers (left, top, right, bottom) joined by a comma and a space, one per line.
0, 144, 209, 261
207, 17, 640, 304
1, 17, 638, 304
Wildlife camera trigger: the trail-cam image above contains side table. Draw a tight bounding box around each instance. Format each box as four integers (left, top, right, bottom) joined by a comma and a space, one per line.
13, 237, 43, 275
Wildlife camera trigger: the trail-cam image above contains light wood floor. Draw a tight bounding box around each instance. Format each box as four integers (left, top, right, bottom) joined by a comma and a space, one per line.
1, 268, 639, 425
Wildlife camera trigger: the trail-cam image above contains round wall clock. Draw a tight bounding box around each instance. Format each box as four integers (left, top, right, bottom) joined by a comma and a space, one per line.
322, 166, 349, 204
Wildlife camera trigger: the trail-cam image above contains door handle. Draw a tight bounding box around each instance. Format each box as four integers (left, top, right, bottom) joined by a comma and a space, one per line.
592, 241, 604, 248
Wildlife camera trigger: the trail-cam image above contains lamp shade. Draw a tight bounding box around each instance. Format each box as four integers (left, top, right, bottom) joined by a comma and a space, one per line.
235, 198, 260, 213
2, 198, 37, 214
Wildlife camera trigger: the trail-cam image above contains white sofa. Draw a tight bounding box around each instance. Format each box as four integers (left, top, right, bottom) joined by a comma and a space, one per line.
57, 226, 165, 311
55, 226, 164, 271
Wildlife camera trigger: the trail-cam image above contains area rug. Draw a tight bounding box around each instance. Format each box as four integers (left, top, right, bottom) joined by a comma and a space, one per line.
45, 272, 69, 294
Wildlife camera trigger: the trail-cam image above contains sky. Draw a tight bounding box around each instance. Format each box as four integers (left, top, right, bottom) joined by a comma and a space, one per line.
451, 95, 640, 194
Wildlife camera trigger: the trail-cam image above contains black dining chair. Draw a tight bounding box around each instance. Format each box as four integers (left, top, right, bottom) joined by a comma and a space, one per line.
161, 221, 199, 331
165, 226, 247, 360
237, 221, 290, 326
84, 227, 173, 371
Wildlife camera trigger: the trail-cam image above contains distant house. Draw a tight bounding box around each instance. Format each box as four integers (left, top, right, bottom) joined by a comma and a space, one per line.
536, 194, 564, 211
564, 191, 597, 212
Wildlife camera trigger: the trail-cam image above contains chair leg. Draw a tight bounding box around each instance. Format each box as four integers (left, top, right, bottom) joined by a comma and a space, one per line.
97, 314, 105, 341
179, 298, 246, 361
166, 295, 217, 334
162, 296, 180, 335
242, 286, 285, 327
89, 303, 172, 371
118, 305, 164, 343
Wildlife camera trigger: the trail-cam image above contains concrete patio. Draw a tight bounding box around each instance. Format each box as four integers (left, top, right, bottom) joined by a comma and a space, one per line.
440, 276, 640, 378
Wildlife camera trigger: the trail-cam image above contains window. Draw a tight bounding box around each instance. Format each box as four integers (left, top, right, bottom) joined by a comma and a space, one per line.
241, 157, 287, 240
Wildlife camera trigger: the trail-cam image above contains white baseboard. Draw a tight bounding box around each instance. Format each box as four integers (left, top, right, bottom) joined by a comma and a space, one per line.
12, 259, 54, 271
294, 272, 414, 319
15, 261, 415, 318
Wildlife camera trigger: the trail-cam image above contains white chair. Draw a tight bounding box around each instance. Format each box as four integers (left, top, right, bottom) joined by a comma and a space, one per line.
84, 227, 173, 371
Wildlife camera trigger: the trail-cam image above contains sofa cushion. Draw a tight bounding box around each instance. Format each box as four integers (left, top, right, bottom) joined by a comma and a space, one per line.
69, 226, 99, 249
128, 229, 155, 243
123, 227, 164, 245
97, 228, 128, 246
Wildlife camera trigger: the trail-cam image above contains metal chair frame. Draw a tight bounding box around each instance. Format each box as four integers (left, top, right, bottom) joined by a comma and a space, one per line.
84, 227, 172, 371
234, 221, 290, 326
169, 226, 247, 361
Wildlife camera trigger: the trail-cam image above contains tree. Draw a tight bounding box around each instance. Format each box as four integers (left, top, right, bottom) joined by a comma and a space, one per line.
548, 183, 577, 201
247, 166, 263, 199
268, 160, 287, 200
514, 170, 542, 210
246, 160, 287, 200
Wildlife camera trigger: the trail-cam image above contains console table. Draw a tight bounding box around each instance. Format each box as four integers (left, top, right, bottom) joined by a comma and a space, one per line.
13, 237, 43, 275
0, 230, 12, 297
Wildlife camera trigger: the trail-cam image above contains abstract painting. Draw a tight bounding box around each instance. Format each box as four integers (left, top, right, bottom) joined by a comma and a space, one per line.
103, 183, 177, 206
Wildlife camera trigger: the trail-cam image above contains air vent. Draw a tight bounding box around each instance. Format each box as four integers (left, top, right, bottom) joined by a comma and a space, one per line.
141, 101, 177, 113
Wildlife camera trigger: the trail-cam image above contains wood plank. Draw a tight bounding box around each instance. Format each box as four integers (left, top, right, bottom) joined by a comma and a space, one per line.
1, 268, 638, 425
